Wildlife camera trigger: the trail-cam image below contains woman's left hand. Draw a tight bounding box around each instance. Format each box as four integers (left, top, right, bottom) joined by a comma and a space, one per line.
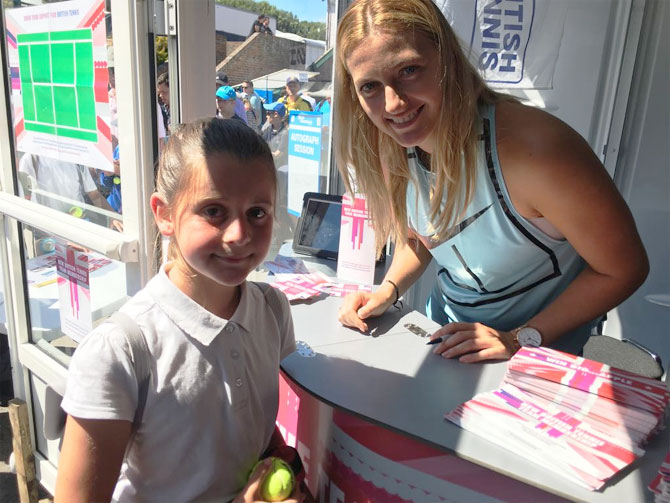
427, 322, 517, 362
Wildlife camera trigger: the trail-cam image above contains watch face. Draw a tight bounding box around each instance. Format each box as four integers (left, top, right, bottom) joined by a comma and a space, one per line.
517, 327, 542, 347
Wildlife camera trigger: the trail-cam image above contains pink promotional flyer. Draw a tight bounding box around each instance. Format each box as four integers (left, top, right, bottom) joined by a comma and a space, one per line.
337, 193, 376, 285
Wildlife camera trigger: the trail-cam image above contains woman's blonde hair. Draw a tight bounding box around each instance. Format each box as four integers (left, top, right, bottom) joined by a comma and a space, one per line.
155, 118, 274, 262
334, 0, 509, 253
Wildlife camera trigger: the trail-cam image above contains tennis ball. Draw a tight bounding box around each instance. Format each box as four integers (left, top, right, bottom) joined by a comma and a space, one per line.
253, 457, 295, 502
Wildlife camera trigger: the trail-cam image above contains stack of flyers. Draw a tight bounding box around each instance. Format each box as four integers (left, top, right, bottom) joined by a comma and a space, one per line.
650, 451, 670, 502
445, 347, 670, 490
506, 347, 669, 442
269, 271, 372, 301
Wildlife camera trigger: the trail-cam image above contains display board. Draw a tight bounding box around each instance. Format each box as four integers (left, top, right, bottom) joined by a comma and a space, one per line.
6, 0, 113, 171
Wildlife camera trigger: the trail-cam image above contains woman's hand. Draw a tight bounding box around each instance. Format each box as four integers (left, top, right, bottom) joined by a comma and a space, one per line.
337, 290, 394, 333
233, 458, 305, 503
427, 322, 517, 362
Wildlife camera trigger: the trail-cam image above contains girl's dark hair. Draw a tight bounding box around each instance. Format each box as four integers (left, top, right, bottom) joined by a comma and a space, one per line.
155, 118, 275, 261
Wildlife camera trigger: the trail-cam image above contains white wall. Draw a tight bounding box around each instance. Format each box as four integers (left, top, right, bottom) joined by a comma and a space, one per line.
609, 0, 670, 369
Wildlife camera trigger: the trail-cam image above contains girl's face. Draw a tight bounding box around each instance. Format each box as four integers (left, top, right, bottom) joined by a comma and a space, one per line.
154, 153, 275, 300
346, 31, 443, 153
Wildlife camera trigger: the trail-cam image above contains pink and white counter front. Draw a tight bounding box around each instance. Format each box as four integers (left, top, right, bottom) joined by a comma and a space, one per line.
276, 297, 669, 502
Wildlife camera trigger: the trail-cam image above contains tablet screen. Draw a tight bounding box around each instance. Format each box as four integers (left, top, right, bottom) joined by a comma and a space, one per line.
293, 194, 342, 259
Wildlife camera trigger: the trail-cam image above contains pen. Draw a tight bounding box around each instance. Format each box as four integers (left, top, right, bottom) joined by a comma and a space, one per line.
426, 337, 444, 346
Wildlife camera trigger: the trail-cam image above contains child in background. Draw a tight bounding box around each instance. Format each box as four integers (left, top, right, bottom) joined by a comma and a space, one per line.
97, 145, 122, 213
243, 96, 259, 131
55, 118, 305, 502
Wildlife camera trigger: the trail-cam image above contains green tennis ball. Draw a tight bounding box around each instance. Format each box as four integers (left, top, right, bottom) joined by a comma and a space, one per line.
253, 457, 294, 502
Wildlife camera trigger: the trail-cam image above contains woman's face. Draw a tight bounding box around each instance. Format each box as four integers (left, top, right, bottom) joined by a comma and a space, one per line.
346, 31, 443, 153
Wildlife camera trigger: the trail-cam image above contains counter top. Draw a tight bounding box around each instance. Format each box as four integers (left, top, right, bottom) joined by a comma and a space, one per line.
281, 295, 669, 502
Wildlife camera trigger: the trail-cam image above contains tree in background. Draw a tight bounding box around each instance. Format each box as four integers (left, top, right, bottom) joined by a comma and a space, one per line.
155, 36, 168, 66
216, 0, 326, 41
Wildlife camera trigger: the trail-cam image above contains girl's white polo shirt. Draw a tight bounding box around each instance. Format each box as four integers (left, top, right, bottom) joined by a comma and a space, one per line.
62, 267, 296, 502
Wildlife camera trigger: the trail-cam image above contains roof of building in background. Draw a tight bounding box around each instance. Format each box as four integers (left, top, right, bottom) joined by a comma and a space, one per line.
250, 69, 320, 91
275, 30, 327, 48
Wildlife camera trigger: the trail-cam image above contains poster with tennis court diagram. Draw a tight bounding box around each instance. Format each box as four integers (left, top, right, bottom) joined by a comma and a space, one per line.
6, 0, 113, 171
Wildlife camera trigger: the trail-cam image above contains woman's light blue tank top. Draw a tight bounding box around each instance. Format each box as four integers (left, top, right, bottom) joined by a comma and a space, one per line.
405, 103, 596, 354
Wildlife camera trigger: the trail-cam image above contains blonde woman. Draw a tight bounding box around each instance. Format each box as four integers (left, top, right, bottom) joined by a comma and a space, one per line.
335, 0, 648, 362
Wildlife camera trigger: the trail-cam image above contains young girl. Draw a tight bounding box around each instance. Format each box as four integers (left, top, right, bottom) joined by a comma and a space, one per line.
56, 118, 304, 502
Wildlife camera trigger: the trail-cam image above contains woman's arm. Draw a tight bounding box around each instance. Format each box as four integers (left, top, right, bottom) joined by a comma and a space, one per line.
431, 102, 648, 361
55, 415, 131, 503
338, 232, 433, 332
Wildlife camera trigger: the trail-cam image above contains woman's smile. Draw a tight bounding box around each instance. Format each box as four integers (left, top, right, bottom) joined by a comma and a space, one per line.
347, 32, 442, 153
386, 105, 423, 127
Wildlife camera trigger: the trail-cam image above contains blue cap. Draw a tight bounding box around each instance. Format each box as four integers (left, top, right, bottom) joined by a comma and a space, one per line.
263, 101, 286, 118
215, 85, 237, 101
113, 145, 120, 161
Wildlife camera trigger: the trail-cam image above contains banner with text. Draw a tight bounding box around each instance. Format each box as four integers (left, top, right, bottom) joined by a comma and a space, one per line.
287, 111, 322, 216
436, 0, 567, 89
337, 193, 376, 285
56, 244, 92, 342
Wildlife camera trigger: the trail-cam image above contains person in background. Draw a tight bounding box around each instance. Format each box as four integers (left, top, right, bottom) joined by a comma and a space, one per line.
242, 97, 259, 131
334, 0, 648, 362
216, 72, 248, 124
18, 154, 122, 231
216, 86, 246, 123
261, 102, 293, 240
261, 102, 288, 167
314, 93, 332, 127
249, 14, 272, 37
55, 118, 308, 502
262, 16, 273, 34
279, 76, 312, 113
156, 72, 171, 134
242, 80, 264, 132
98, 145, 122, 214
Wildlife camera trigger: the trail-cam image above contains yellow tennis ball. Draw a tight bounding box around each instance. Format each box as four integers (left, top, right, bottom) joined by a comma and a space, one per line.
253, 457, 294, 502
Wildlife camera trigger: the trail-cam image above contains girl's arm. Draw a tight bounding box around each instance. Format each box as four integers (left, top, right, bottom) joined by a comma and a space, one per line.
431, 103, 648, 361
55, 415, 131, 503
338, 233, 433, 332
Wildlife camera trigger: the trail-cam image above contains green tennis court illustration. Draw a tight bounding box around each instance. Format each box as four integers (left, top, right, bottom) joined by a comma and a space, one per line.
17, 28, 97, 142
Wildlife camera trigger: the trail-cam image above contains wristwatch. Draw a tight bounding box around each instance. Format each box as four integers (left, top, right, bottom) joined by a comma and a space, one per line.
512, 325, 543, 348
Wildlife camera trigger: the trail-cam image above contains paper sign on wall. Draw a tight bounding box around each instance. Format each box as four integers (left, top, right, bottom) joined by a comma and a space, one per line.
6, 0, 114, 170
337, 193, 376, 285
56, 244, 92, 342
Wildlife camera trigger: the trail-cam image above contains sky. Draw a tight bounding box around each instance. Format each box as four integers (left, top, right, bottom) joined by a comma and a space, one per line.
263, 0, 328, 23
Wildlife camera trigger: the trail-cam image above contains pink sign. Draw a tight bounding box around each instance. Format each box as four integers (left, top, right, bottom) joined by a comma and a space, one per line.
56, 244, 92, 342
337, 193, 376, 285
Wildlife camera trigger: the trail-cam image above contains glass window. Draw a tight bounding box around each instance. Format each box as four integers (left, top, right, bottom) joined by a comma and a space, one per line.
20, 224, 129, 361
211, 2, 334, 260
5, 0, 124, 231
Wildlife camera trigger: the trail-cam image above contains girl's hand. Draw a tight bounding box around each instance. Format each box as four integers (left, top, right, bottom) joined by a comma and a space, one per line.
233, 459, 305, 503
337, 291, 393, 333
427, 322, 517, 362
